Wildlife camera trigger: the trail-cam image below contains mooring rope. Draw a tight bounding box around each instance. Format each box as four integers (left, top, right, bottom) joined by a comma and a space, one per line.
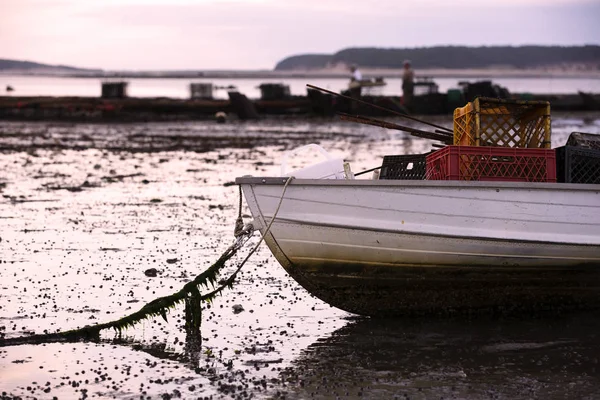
0, 177, 294, 347
232, 176, 293, 273
195, 176, 294, 296
234, 185, 245, 237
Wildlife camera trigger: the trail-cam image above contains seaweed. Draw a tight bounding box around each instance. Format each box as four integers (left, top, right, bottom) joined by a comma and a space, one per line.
0, 232, 251, 347
0, 178, 293, 348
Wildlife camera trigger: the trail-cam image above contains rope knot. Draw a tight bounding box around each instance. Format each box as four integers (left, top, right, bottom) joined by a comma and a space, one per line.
234, 216, 245, 237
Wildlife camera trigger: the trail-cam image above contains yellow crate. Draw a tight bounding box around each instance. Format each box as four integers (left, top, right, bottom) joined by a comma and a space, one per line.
453, 97, 551, 148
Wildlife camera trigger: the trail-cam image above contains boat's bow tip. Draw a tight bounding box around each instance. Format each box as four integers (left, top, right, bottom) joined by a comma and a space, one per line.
235, 175, 254, 184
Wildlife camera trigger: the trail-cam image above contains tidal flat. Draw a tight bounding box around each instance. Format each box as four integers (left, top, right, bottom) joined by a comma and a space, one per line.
1, 114, 600, 399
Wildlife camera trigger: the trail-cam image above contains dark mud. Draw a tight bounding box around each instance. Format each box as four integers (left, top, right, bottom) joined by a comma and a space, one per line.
0, 117, 366, 153
1, 114, 600, 399
278, 315, 600, 399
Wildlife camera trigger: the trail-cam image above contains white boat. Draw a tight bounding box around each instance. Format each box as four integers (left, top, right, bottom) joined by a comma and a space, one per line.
348, 78, 387, 89
236, 153, 600, 316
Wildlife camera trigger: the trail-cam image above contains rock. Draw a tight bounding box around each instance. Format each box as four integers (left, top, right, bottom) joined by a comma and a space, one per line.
144, 268, 158, 277
232, 304, 244, 314
215, 111, 227, 123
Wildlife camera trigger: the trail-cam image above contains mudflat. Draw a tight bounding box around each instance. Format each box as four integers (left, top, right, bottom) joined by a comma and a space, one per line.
1, 115, 600, 399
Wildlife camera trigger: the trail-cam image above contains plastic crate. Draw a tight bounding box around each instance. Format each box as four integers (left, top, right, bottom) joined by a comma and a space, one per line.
258, 83, 290, 100
379, 154, 427, 180
555, 146, 600, 184
426, 146, 556, 182
453, 97, 551, 148
566, 132, 600, 151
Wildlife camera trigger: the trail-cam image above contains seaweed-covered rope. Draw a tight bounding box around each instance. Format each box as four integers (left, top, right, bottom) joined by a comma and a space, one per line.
231, 176, 293, 277
0, 177, 294, 347
234, 185, 245, 237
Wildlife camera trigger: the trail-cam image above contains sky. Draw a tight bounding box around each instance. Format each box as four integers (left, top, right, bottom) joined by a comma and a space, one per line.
2, 0, 600, 71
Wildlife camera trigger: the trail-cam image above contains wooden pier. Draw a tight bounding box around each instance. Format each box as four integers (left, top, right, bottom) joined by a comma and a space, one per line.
0, 91, 598, 122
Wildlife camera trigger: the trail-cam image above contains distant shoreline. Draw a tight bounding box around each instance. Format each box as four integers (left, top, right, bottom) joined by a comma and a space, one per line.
1, 67, 600, 80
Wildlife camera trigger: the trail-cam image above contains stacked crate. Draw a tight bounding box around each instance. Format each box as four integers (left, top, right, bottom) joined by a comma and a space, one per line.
379, 154, 428, 180
426, 97, 556, 182
452, 97, 551, 148
426, 146, 556, 182
555, 132, 600, 184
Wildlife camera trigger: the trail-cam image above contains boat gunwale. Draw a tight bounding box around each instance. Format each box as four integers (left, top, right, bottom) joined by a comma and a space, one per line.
235, 176, 600, 191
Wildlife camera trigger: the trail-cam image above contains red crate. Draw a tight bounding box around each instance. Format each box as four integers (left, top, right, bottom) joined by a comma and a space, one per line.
426, 146, 556, 182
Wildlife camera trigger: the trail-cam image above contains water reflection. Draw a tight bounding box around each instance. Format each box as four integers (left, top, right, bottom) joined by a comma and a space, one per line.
279, 314, 600, 399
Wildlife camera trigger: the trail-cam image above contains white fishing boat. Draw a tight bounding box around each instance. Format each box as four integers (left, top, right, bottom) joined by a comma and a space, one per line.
348, 78, 387, 89
236, 145, 600, 317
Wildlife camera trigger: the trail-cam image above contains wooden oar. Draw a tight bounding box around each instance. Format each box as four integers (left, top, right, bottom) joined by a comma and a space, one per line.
337, 112, 453, 144
307, 84, 454, 134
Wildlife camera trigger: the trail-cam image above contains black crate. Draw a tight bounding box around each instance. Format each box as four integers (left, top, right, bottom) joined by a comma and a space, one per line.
566, 132, 600, 151
555, 146, 600, 184
258, 84, 290, 100
379, 154, 427, 180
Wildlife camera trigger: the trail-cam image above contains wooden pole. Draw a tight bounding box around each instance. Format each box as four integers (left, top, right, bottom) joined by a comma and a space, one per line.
337, 112, 453, 144
307, 84, 454, 133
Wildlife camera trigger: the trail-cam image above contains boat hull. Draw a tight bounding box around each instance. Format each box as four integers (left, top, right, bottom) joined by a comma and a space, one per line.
237, 178, 600, 316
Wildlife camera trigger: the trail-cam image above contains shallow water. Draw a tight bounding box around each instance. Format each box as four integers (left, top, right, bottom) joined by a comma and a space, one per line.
1, 113, 600, 399
3, 75, 600, 99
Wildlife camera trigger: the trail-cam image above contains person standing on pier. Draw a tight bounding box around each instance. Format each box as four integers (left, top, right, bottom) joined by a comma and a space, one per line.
350, 64, 363, 82
402, 60, 415, 109
348, 64, 363, 99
